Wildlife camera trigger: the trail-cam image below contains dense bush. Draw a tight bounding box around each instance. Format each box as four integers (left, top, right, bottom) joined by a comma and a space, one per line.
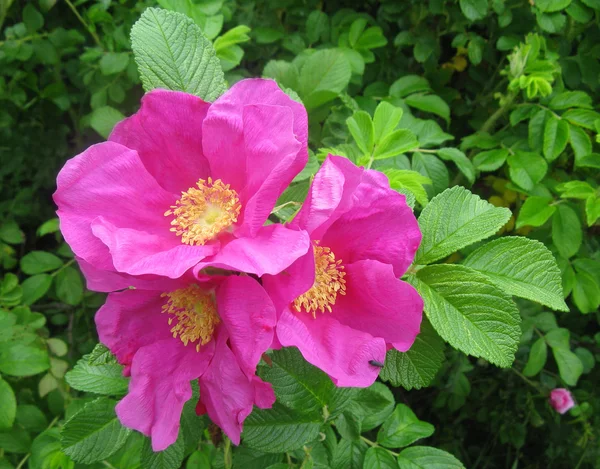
1, 0, 599, 468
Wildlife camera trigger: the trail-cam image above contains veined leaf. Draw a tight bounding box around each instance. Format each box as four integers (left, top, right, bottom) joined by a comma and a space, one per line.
347, 111, 374, 155
552, 204, 582, 259
65, 357, 129, 396
397, 446, 465, 469
436, 148, 475, 184
522, 337, 548, 377
377, 405, 434, 449
364, 447, 398, 469
543, 116, 569, 161
516, 196, 556, 229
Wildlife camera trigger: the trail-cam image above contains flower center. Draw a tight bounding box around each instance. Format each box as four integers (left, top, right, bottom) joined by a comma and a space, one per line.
161, 285, 220, 351
293, 242, 346, 318
165, 177, 241, 246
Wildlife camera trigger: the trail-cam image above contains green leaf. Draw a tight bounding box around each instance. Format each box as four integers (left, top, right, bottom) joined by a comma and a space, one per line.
99, 53, 130, 76
412, 152, 449, 198
516, 196, 556, 228
0, 344, 49, 377
459, 0, 488, 20
21, 274, 53, 306
549, 91, 593, 110
397, 446, 465, 469
384, 169, 431, 206
586, 196, 600, 226
572, 271, 600, 314
507, 151, 548, 191
16, 405, 48, 432
242, 403, 322, 453
389, 75, 431, 98
463, 237, 568, 311
299, 49, 351, 110
377, 404, 434, 449
436, 148, 475, 184
348, 382, 394, 431
65, 358, 129, 396
30, 429, 74, 469
415, 186, 511, 265
61, 398, 131, 464
409, 264, 521, 368
141, 433, 184, 469
569, 125, 592, 161
523, 338, 548, 377
468, 36, 485, 65
306, 10, 329, 44
90, 106, 125, 139
335, 411, 361, 442
405, 94, 450, 122
574, 347, 595, 374
473, 149, 508, 172
373, 129, 419, 160
331, 438, 368, 469
536, 11, 566, 33
0, 378, 16, 430
543, 116, 569, 161
552, 204, 582, 259
544, 328, 570, 349
551, 348, 583, 386
380, 319, 445, 390
536, 0, 572, 12
0, 221, 24, 244
529, 110, 550, 152
363, 447, 398, 469
562, 109, 600, 130
37, 218, 60, 237
23, 4, 44, 31
577, 153, 600, 169
373, 101, 403, 144
20, 251, 63, 274
55, 267, 84, 306
347, 111, 374, 155
556, 181, 596, 199
131, 8, 226, 100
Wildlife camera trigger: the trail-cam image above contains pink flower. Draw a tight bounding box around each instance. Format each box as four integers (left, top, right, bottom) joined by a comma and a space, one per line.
96, 271, 276, 451
549, 388, 575, 414
54, 79, 310, 281
263, 155, 423, 387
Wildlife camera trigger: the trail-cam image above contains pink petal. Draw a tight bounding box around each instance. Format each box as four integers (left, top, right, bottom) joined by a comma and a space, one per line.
193, 224, 310, 276
91, 217, 218, 278
109, 89, 211, 193
116, 338, 214, 451
237, 104, 304, 236
321, 186, 421, 277
202, 78, 308, 198
53, 142, 176, 272
276, 307, 386, 387
334, 260, 423, 352
198, 330, 273, 444
216, 276, 276, 378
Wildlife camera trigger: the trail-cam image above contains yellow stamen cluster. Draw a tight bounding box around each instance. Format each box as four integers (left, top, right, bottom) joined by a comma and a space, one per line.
293, 242, 346, 318
161, 285, 220, 351
165, 177, 241, 246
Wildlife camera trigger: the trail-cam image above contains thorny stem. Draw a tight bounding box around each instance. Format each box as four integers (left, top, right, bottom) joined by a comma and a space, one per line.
64, 0, 102, 48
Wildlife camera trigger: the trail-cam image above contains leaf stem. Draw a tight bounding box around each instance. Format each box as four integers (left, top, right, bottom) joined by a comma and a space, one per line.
360, 436, 399, 456
0, 32, 49, 46
480, 91, 518, 134
64, 0, 102, 48
223, 437, 232, 469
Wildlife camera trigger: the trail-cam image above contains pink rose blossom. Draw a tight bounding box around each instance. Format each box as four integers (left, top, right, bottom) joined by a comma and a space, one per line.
54, 79, 310, 282
95, 271, 276, 451
549, 388, 575, 414
263, 155, 423, 387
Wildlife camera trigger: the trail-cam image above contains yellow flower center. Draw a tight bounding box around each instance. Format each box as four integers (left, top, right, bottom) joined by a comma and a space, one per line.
161, 285, 220, 351
165, 177, 242, 246
293, 242, 347, 318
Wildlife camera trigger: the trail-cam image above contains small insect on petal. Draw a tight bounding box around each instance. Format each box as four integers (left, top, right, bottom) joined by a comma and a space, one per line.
369, 360, 385, 368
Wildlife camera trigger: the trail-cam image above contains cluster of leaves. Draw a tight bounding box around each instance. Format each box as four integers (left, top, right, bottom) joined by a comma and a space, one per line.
1, 0, 600, 468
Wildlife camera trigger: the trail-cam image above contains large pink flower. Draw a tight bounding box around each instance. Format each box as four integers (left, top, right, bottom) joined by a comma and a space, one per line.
263, 155, 423, 387
54, 79, 310, 280
96, 271, 276, 451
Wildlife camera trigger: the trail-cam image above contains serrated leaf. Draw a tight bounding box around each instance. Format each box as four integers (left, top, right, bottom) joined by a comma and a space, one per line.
364, 447, 397, 469
412, 152, 449, 198
543, 116, 569, 161
347, 111, 374, 155
380, 319, 445, 390
405, 94, 450, 122
389, 75, 431, 98
549, 91, 592, 110
516, 196, 556, 229
90, 106, 125, 139
507, 151, 548, 191
552, 204, 582, 259
373, 129, 419, 160
348, 382, 394, 431
459, 0, 488, 20
373, 101, 403, 144
473, 149, 508, 172
20, 251, 63, 275
298, 49, 351, 110
131, 8, 226, 100
331, 438, 368, 469
397, 446, 465, 469
0, 378, 16, 430
436, 148, 475, 184
141, 433, 184, 469
556, 181, 596, 199
65, 357, 129, 396
415, 186, 511, 265
61, 398, 131, 464
242, 403, 322, 453
463, 237, 568, 311
562, 109, 600, 130
523, 337, 547, 377
377, 405, 434, 449
383, 169, 431, 206
409, 264, 521, 368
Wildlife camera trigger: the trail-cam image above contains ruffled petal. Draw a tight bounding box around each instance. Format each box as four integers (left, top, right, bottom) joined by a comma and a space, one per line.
198, 330, 273, 444
109, 89, 211, 193
334, 260, 423, 352
193, 224, 310, 276
216, 276, 276, 378
54, 142, 176, 271
116, 338, 214, 451
237, 104, 304, 236
322, 186, 421, 277
276, 307, 386, 387
91, 217, 218, 278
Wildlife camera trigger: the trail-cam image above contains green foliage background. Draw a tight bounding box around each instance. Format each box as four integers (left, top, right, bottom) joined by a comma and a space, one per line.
1, 0, 599, 468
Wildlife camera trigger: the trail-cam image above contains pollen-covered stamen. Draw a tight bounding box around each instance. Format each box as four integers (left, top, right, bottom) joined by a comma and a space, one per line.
161, 285, 220, 352
165, 177, 241, 246
293, 242, 347, 318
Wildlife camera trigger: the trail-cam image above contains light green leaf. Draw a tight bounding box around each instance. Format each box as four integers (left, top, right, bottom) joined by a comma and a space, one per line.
507, 151, 548, 191
99, 53, 130, 76
347, 111, 374, 155
55, 267, 84, 306
20, 251, 62, 275
562, 109, 600, 130
0, 378, 16, 430
0, 344, 49, 377
377, 404, 434, 449
61, 398, 131, 464
380, 319, 445, 390
263, 60, 300, 91
569, 124, 592, 160
544, 328, 570, 349
373, 101, 403, 144
405, 94, 450, 122
463, 237, 568, 311
30, 429, 74, 469
397, 446, 465, 469
549, 91, 593, 110
572, 271, 600, 314
459, 0, 488, 20
409, 264, 521, 368
516, 196, 556, 229
556, 181, 596, 199
473, 149, 508, 172
436, 148, 475, 184
551, 348, 583, 386
299, 49, 351, 110
242, 403, 322, 453
65, 358, 129, 396
577, 153, 600, 169
585, 195, 600, 226
141, 433, 184, 469
131, 8, 226, 100
363, 447, 398, 469
412, 152, 449, 198
415, 186, 511, 265
383, 169, 431, 206
536, 0, 572, 12
90, 106, 125, 139
21, 274, 53, 306
373, 129, 419, 160
37, 218, 60, 237
523, 338, 547, 377
306, 10, 329, 44
389, 75, 431, 98
552, 204, 582, 259
543, 116, 569, 161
